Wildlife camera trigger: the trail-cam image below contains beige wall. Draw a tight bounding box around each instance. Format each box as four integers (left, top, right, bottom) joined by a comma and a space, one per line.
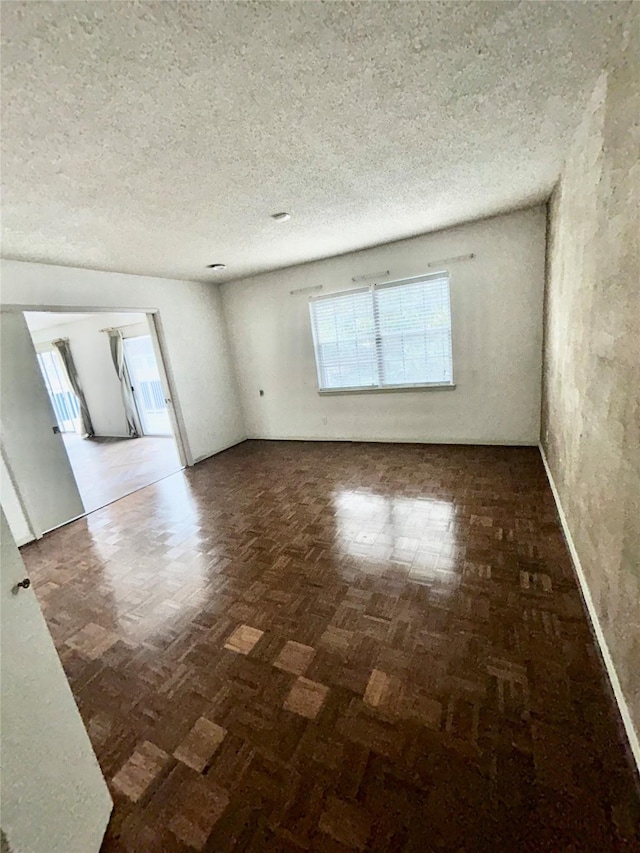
541, 17, 639, 752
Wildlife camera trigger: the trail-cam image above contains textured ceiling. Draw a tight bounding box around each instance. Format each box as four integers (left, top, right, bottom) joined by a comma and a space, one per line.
1, 1, 633, 284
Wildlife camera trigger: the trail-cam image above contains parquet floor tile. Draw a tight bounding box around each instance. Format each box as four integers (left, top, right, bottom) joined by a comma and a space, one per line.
274, 640, 316, 677
284, 677, 330, 720
174, 717, 227, 772
21, 440, 640, 851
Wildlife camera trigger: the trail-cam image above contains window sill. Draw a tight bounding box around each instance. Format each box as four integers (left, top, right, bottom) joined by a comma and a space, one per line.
318, 382, 456, 396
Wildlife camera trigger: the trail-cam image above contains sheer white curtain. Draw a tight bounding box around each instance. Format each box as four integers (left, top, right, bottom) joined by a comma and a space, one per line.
51, 338, 95, 437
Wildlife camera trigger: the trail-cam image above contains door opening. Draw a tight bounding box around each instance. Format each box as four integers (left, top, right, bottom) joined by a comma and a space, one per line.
1, 310, 187, 543
123, 335, 172, 436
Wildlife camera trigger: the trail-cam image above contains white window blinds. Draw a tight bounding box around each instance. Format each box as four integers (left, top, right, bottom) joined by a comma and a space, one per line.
309, 273, 453, 391
309, 287, 378, 390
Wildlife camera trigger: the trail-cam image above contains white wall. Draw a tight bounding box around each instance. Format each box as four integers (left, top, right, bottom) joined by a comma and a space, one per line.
28, 312, 149, 437
1, 261, 246, 463
222, 206, 546, 445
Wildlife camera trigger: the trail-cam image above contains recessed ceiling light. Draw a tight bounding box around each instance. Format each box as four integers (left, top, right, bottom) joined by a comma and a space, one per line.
271, 212, 291, 222
206, 263, 226, 271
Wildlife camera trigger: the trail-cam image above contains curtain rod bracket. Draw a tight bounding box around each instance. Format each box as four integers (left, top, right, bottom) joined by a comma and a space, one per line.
427, 252, 475, 268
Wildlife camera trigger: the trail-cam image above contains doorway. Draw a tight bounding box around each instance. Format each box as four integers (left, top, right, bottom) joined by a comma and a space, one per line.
21, 310, 185, 518
123, 335, 172, 436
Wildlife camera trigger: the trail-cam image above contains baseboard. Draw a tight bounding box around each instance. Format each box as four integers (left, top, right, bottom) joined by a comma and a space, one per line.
86, 434, 175, 440
539, 444, 640, 775
193, 437, 248, 465
87, 434, 131, 440
246, 435, 537, 447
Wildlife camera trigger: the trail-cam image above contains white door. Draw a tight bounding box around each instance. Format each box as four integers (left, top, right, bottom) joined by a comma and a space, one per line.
124, 335, 172, 435
0, 449, 34, 545
0, 312, 84, 536
0, 510, 113, 852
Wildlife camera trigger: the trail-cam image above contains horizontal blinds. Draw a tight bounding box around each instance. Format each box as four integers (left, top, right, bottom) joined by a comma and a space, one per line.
375, 275, 452, 386
309, 274, 453, 390
309, 288, 378, 389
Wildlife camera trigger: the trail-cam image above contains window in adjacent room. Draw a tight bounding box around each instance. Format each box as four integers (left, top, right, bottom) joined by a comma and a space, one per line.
309, 273, 454, 392
36, 349, 81, 433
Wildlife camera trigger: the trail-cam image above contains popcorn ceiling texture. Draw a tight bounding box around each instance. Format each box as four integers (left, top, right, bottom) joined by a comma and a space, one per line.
542, 10, 640, 741
0, 0, 633, 283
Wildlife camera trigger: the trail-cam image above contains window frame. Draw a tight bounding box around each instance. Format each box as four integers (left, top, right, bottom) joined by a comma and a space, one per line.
309, 273, 455, 394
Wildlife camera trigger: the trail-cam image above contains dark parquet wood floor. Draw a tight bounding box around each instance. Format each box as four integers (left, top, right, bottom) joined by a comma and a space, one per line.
21, 441, 639, 852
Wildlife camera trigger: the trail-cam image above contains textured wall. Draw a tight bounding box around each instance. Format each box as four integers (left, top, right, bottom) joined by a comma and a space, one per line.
541, 18, 639, 740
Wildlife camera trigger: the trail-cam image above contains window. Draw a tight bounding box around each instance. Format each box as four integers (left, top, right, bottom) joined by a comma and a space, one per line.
36, 349, 81, 433
309, 273, 453, 392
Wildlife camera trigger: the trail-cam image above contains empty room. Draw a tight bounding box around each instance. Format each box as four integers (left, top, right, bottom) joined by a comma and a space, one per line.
22, 309, 183, 514
0, 2, 638, 851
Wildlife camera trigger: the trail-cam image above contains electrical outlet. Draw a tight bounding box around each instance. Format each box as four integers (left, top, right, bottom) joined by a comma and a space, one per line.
322, 416, 328, 426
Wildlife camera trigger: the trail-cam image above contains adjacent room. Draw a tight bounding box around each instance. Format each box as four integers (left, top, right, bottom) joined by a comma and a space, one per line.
22, 310, 183, 513
1, 2, 638, 852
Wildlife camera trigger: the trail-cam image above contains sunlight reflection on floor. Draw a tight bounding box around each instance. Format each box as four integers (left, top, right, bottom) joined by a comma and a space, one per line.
331, 488, 460, 585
